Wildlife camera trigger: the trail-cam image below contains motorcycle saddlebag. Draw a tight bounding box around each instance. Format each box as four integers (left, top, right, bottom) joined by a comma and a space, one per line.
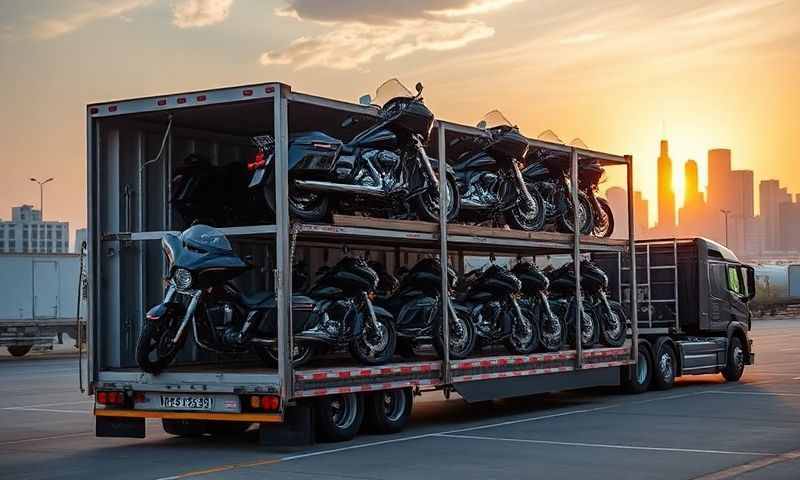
288, 132, 342, 176
255, 294, 318, 337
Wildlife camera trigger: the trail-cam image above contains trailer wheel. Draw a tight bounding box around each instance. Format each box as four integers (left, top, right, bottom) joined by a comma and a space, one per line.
722, 337, 745, 382
7, 345, 33, 357
623, 344, 652, 394
365, 388, 413, 435
652, 343, 676, 391
162, 419, 207, 437
316, 393, 364, 442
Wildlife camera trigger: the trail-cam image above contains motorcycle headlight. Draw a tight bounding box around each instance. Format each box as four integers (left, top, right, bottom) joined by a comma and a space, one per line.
173, 268, 193, 290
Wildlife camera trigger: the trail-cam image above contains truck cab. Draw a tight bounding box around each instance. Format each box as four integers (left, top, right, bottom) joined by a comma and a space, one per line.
596, 238, 756, 392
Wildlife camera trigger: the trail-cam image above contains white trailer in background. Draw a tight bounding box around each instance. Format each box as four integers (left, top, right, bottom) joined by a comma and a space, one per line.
0, 253, 86, 356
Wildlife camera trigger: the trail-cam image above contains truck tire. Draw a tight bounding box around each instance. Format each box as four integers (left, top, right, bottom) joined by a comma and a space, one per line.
722, 337, 745, 382
162, 419, 207, 437
652, 342, 676, 391
365, 388, 413, 435
315, 393, 364, 442
7, 345, 33, 357
622, 344, 652, 394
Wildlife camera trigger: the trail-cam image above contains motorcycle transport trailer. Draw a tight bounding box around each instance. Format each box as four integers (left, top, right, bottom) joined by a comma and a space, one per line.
86, 81, 642, 445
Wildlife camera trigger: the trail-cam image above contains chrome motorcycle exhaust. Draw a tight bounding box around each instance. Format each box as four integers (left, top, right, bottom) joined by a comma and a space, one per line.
295, 179, 384, 197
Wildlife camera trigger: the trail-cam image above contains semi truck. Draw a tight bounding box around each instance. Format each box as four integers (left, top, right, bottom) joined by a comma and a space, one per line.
0, 253, 86, 357
85, 82, 754, 445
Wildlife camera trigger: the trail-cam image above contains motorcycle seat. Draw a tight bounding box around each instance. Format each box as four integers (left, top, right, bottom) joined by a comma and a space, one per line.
239, 291, 274, 308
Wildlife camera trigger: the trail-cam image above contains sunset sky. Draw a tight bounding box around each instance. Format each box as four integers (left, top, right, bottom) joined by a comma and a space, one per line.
1, 0, 798, 237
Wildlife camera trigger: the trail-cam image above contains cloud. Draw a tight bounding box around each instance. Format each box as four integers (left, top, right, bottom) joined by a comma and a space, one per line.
172, 0, 234, 28
559, 32, 606, 45
32, 0, 155, 39
263, 0, 520, 69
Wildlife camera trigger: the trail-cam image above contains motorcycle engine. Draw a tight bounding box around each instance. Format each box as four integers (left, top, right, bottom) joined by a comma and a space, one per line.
474, 301, 503, 336
465, 172, 501, 205
357, 150, 400, 192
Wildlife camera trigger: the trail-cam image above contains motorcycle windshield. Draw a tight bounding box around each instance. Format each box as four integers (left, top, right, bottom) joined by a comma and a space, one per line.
478, 110, 513, 130
373, 78, 413, 107
180, 224, 233, 253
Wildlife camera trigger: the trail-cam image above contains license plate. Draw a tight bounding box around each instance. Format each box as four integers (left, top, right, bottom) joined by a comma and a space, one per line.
248, 168, 265, 188
159, 395, 213, 411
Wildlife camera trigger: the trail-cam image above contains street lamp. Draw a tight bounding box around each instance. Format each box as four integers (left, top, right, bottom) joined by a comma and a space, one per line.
30, 177, 54, 219
720, 209, 731, 247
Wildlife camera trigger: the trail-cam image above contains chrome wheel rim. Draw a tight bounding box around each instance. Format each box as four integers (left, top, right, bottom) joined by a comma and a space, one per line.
512, 313, 534, 349
423, 179, 454, 216
448, 315, 471, 355
381, 391, 406, 423
581, 312, 594, 345
593, 206, 611, 236
733, 345, 744, 374
542, 313, 562, 348
358, 320, 389, 360
607, 311, 622, 340
289, 186, 323, 212
636, 352, 648, 384
330, 394, 358, 429
659, 352, 673, 383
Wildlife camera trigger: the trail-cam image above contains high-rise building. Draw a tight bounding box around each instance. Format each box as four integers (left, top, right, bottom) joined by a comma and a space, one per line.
707, 149, 731, 209
728, 170, 754, 254
679, 159, 706, 236
604, 187, 628, 239
656, 140, 675, 232
0, 205, 69, 254
760, 180, 792, 251
633, 190, 650, 238
779, 201, 800, 252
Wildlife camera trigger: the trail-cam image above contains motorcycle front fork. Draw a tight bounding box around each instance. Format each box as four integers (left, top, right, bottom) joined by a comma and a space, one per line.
510, 162, 536, 209
414, 137, 440, 188
171, 288, 201, 345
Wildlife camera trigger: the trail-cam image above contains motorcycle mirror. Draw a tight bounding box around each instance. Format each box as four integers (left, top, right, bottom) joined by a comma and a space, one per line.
415, 82, 423, 94
341, 116, 354, 128
359, 94, 372, 105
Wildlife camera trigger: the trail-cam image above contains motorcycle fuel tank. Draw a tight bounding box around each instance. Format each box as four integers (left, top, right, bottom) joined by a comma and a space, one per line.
350, 128, 397, 150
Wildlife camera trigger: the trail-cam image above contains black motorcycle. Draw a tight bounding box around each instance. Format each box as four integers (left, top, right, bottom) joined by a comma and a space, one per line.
546, 260, 627, 348
171, 152, 265, 227
378, 258, 476, 359
135, 225, 397, 374
449, 110, 545, 231
510, 261, 564, 352
457, 263, 539, 354
523, 148, 594, 235
579, 158, 615, 238
249, 79, 460, 223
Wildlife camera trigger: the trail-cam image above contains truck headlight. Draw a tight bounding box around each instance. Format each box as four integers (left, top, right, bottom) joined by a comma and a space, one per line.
173, 268, 193, 290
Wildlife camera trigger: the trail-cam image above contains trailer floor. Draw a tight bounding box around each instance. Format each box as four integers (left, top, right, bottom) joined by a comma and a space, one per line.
2, 320, 800, 480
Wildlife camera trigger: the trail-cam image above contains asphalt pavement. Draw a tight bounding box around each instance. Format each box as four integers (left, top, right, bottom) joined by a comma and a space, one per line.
1, 320, 799, 480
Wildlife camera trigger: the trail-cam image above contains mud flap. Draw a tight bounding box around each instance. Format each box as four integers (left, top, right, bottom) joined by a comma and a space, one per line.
96, 416, 145, 438
259, 403, 314, 447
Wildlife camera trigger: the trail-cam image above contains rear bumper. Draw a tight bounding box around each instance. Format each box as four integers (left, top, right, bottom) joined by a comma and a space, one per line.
94, 408, 283, 423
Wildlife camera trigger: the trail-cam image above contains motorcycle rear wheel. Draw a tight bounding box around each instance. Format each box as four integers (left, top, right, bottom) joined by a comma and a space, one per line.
256, 343, 315, 368
263, 171, 330, 223
135, 315, 183, 375
414, 173, 461, 222
593, 197, 615, 238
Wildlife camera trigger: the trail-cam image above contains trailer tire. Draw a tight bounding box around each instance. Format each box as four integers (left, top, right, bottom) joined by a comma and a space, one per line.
162, 419, 207, 437
365, 388, 413, 435
722, 336, 745, 382
7, 345, 32, 357
623, 343, 652, 394
316, 393, 364, 442
652, 342, 676, 391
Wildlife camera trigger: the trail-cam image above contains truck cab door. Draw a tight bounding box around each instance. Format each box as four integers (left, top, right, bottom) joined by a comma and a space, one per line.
726, 264, 750, 328
708, 262, 729, 329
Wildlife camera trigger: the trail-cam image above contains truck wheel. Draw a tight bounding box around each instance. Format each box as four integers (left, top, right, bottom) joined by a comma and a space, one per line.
316, 393, 364, 442
7, 345, 33, 357
623, 345, 652, 394
722, 337, 745, 382
162, 419, 207, 437
365, 388, 413, 435
652, 343, 676, 391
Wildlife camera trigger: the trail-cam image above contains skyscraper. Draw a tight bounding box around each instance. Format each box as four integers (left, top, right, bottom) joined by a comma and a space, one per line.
656, 140, 675, 232
729, 170, 754, 254
760, 180, 792, 251
605, 187, 628, 239
707, 149, 732, 210
679, 159, 705, 236
633, 191, 649, 238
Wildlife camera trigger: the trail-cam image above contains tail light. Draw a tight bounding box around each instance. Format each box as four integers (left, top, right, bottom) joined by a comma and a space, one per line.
96, 390, 126, 406
248, 395, 280, 412
247, 152, 267, 171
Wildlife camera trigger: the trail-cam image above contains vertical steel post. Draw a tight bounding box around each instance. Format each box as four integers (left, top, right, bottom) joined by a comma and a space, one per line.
570, 148, 583, 369
437, 122, 451, 385
625, 155, 639, 363
273, 85, 294, 402
673, 239, 679, 331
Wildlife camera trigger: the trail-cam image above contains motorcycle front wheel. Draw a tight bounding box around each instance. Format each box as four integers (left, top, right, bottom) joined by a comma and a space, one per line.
506, 188, 546, 231
414, 172, 461, 222
566, 301, 599, 349
350, 313, 397, 365
504, 307, 540, 354
601, 301, 628, 347
538, 303, 565, 352
558, 191, 594, 235
592, 197, 615, 238
434, 309, 476, 360
135, 314, 184, 375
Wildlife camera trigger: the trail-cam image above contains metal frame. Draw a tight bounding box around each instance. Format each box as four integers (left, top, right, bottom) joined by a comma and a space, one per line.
87, 81, 639, 407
